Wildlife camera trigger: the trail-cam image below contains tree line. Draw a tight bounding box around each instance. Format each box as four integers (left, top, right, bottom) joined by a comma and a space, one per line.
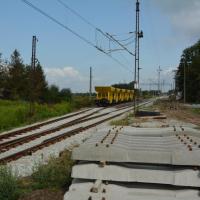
112, 82, 134, 90
176, 40, 200, 103
0, 49, 72, 103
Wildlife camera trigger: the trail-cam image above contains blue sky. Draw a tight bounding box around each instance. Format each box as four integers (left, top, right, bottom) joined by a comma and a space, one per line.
0, 0, 200, 92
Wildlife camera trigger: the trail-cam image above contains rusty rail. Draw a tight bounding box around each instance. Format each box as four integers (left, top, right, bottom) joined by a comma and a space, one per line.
0, 108, 93, 141
0, 107, 133, 164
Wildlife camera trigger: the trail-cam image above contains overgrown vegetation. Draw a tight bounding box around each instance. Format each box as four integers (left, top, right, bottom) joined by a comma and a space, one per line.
0, 96, 94, 133
176, 40, 200, 103
0, 150, 74, 200
31, 151, 74, 190
0, 166, 20, 200
192, 108, 200, 115
110, 112, 134, 126
0, 100, 72, 132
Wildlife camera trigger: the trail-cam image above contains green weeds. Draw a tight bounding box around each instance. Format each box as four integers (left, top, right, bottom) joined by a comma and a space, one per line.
31, 151, 74, 190
0, 166, 20, 200
0, 97, 94, 133
0, 151, 74, 200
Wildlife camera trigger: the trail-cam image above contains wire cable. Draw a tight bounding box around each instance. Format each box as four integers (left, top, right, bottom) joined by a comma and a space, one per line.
21, 0, 94, 47
21, 0, 133, 73
118, 35, 134, 42
123, 39, 135, 46
56, 0, 96, 29
55, 0, 135, 59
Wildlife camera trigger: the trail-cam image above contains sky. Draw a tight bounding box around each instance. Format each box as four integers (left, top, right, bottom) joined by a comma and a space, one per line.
0, 0, 200, 92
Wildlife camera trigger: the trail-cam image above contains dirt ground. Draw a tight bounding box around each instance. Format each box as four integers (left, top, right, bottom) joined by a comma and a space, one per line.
111, 99, 200, 128
153, 100, 200, 127
19, 189, 64, 200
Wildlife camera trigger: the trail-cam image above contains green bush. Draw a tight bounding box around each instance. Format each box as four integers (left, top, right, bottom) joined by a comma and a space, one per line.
192, 108, 200, 114
0, 96, 93, 133
0, 100, 73, 132
72, 96, 95, 109
0, 100, 29, 131
31, 151, 74, 189
0, 166, 20, 200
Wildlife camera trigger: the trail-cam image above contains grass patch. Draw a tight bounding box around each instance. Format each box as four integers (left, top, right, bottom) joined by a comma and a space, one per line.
0, 96, 95, 133
0, 100, 73, 133
31, 151, 74, 190
0, 150, 74, 200
191, 108, 200, 115
0, 166, 20, 200
110, 112, 134, 126
110, 118, 130, 126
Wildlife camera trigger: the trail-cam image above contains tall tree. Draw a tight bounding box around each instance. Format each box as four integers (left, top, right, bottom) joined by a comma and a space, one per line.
59, 88, 72, 102
44, 85, 60, 104
176, 40, 200, 103
0, 53, 7, 89
25, 62, 48, 103
8, 49, 26, 99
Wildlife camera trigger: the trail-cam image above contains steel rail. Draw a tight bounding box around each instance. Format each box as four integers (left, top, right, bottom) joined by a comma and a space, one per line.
0, 106, 133, 164
0, 108, 93, 141
0, 106, 131, 153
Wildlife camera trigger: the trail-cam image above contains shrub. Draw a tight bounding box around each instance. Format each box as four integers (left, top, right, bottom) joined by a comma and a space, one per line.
72, 96, 94, 109
0, 166, 20, 200
31, 151, 74, 189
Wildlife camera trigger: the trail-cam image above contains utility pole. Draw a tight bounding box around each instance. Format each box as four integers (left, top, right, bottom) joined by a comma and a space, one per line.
157, 66, 162, 96
89, 67, 92, 99
162, 80, 165, 94
30, 36, 38, 116
134, 0, 143, 114
184, 61, 186, 104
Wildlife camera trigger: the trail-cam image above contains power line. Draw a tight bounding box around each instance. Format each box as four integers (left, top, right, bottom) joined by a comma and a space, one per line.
21, 0, 132, 73
21, 0, 94, 46
118, 35, 134, 42
55, 0, 135, 67
56, 0, 96, 29
106, 32, 135, 57
123, 40, 135, 46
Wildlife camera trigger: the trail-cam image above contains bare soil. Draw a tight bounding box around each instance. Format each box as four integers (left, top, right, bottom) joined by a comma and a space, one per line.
19, 189, 64, 200
153, 100, 200, 127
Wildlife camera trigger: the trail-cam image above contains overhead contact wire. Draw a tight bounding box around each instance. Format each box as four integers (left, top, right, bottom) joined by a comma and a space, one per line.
21, 0, 94, 47
56, 0, 97, 29
21, 0, 133, 73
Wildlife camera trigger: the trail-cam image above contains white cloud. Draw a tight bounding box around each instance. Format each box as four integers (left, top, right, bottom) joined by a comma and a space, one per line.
153, 0, 200, 39
44, 66, 88, 92
44, 66, 108, 92
44, 66, 81, 80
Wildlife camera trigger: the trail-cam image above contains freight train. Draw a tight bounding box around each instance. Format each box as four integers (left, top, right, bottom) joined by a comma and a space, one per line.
95, 86, 134, 106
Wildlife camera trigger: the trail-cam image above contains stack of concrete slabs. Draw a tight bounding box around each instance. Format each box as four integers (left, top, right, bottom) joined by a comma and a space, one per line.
65, 127, 200, 200
72, 127, 200, 166
64, 180, 200, 200
72, 162, 200, 187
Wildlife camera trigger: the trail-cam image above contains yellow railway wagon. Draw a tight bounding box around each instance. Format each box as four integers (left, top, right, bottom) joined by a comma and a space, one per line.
95, 86, 134, 106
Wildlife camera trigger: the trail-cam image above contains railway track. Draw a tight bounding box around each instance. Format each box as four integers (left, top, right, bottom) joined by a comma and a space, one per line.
0, 103, 130, 142
0, 106, 130, 153
0, 108, 97, 141
0, 103, 138, 164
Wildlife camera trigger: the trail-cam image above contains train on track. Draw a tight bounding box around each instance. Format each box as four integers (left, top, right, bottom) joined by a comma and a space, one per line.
95, 86, 134, 106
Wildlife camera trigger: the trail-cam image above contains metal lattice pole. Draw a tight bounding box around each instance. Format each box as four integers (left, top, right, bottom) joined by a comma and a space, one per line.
30, 36, 37, 115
